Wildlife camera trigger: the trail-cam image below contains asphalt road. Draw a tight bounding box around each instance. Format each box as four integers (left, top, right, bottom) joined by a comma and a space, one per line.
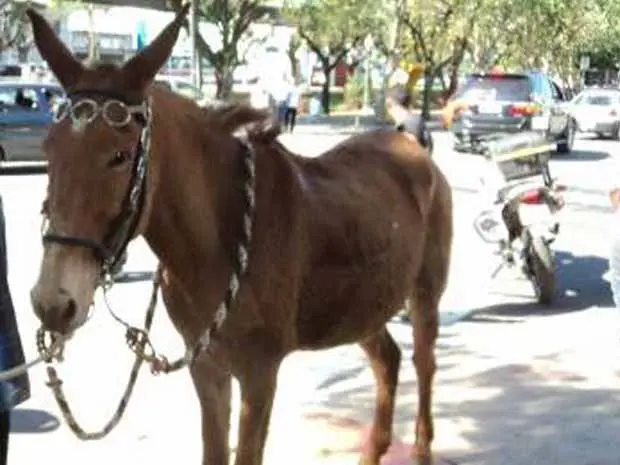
1, 127, 619, 465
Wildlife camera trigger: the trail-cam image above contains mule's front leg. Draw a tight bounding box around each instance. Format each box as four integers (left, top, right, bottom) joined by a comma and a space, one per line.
190, 359, 232, 465
233, 355, 282, 465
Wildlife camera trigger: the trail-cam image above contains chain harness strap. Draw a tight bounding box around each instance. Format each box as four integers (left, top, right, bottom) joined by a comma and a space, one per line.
148, 135, 257, 375
36, 266, 162, 440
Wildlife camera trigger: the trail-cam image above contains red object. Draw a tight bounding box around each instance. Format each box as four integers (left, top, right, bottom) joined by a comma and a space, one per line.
509, 103, 539, 117
489, 65, 505, 75
520, 188, 544, 204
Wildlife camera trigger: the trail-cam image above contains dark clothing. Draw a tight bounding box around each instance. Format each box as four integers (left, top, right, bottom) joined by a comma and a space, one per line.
284, 107, 297, 132
0, 195, 30, 413
0, 409, 8, 465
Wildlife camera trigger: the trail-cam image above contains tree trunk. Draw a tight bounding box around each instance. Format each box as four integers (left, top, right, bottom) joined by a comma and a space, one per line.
421, 66, 435, 120
17, 45, 30, 63
321, 66, 331, 115
87, 6, 98, 62
215, 67, 234, 101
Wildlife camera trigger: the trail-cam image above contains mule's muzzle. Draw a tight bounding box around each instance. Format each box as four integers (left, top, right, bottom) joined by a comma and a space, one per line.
31, 286, 79, 334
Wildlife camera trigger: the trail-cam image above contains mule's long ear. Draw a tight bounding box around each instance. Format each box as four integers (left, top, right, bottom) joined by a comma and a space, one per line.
121, 3, 190, 90
26, 8, 84, 89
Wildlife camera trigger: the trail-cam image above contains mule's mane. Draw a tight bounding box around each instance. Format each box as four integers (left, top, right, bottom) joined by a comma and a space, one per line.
203, 102, 281, 143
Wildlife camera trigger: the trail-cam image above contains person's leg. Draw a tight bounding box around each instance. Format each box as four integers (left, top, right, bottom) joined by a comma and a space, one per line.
0, 409, 10, 465
283, 108, 292, 132
290, 108, 297, 132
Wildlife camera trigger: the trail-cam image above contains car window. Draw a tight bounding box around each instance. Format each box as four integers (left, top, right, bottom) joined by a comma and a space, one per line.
550, 81, 564, 101
42, 87, 65, 112
0, 86, 40, 111
585, 95, 613, 105
529, 73, 553, 101
456, 76, 531, 101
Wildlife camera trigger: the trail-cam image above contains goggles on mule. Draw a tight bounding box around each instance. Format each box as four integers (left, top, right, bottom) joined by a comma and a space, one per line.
53, 98, 148, 128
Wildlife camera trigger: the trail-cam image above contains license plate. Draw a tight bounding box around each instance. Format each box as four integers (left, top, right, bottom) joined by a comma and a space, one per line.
531, 116, 549, 130
478, 102, 502, 114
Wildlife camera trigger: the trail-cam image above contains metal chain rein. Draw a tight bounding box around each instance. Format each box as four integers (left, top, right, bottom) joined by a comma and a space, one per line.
36, 266, 162, 440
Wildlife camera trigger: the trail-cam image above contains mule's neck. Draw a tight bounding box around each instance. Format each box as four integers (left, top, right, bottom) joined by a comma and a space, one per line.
143, 113, 245, 293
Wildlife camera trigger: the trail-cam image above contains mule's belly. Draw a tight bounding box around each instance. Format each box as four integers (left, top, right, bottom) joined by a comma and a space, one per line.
295, 250, 415, 350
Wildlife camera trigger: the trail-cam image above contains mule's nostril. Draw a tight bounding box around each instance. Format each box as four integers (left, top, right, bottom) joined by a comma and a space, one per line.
65, 298, 77, 322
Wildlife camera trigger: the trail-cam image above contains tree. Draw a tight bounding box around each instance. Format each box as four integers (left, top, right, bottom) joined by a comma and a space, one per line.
0, 0, 32, 56
474, 0, 606, 85
400, 0, 483, 117
283, 0, 381, 114
169, 0, 278, 100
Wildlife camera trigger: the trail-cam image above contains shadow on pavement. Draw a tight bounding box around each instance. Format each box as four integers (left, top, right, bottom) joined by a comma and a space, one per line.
438, 364, 620, 465
298, 332, 620, 465
556, 148, 609, 162
10, 408, 59, 434
468, 250, 611, 319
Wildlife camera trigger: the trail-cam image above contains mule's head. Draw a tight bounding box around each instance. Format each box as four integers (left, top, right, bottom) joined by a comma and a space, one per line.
28, 5, 189, 335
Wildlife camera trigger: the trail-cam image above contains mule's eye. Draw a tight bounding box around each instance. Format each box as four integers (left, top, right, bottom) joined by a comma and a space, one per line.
108, 150, 132, 168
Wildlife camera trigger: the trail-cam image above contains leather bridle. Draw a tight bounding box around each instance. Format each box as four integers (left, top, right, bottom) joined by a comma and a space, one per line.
41, 89, 152, 278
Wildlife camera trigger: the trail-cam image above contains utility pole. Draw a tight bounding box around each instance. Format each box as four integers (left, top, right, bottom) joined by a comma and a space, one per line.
189, 0, 202, 90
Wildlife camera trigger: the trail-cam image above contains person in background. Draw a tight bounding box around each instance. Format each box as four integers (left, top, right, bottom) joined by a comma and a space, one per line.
0, 195, 31, 465
284, 80, 301, 133
268, 74, 290, 127
609, 188, 620, 308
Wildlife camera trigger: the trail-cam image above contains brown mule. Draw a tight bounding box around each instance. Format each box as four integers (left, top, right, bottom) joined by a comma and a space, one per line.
27, 6, 453, 465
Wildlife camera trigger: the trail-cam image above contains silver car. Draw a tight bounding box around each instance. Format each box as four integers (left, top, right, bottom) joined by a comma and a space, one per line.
568, 87, 620, 139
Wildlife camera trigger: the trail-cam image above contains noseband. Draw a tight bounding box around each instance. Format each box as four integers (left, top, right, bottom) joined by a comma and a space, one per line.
41, 89, 152, 278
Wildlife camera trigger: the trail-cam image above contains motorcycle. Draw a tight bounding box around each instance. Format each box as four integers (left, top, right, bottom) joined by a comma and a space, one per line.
473, 132, 565, 305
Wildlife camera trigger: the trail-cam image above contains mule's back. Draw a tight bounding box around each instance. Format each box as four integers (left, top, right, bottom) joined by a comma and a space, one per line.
292, 129, 448, 348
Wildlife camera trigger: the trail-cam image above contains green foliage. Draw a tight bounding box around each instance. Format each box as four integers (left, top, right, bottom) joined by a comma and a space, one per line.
168, 0, 276, 99
284, 0, 380, 58
342, 72, 364, 109
0, 0, 32, 54
283, 0, 382, 113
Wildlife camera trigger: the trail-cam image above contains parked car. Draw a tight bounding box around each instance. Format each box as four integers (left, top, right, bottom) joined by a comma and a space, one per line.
447, 70, 574, 154
567, 87, 620, 139
153, 76, 209, 106
0, 81, 64, 162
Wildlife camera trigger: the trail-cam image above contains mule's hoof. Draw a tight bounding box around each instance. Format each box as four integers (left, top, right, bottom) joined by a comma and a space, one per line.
412, 446, 433, 465
358, 456, 379, 465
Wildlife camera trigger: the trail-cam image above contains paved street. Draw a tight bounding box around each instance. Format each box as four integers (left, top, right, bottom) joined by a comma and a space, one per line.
1, 125, 619, 465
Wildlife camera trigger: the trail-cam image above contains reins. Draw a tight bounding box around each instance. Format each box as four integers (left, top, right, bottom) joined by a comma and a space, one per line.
0, 95, 257, 440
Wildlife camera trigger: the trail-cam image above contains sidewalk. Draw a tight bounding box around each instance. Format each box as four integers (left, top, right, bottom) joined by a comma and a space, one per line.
293, 109, 445, 135
10, 306, 618, 465
261, 309, 620, 465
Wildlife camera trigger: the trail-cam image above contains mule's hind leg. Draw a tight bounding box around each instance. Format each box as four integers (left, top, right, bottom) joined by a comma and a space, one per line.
359, 327, 401, 465
410, 290, 440, 464
410, 178, 452, 464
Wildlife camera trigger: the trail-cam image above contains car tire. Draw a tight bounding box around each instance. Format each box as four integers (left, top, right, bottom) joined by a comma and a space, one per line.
556, 119, 575, 154
0, 145, 5, 162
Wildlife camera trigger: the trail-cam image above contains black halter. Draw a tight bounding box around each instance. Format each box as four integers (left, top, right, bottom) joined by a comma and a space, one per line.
42, 89, 152, 277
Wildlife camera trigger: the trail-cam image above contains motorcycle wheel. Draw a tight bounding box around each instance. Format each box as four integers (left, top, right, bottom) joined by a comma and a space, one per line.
524, 230, 556, 305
